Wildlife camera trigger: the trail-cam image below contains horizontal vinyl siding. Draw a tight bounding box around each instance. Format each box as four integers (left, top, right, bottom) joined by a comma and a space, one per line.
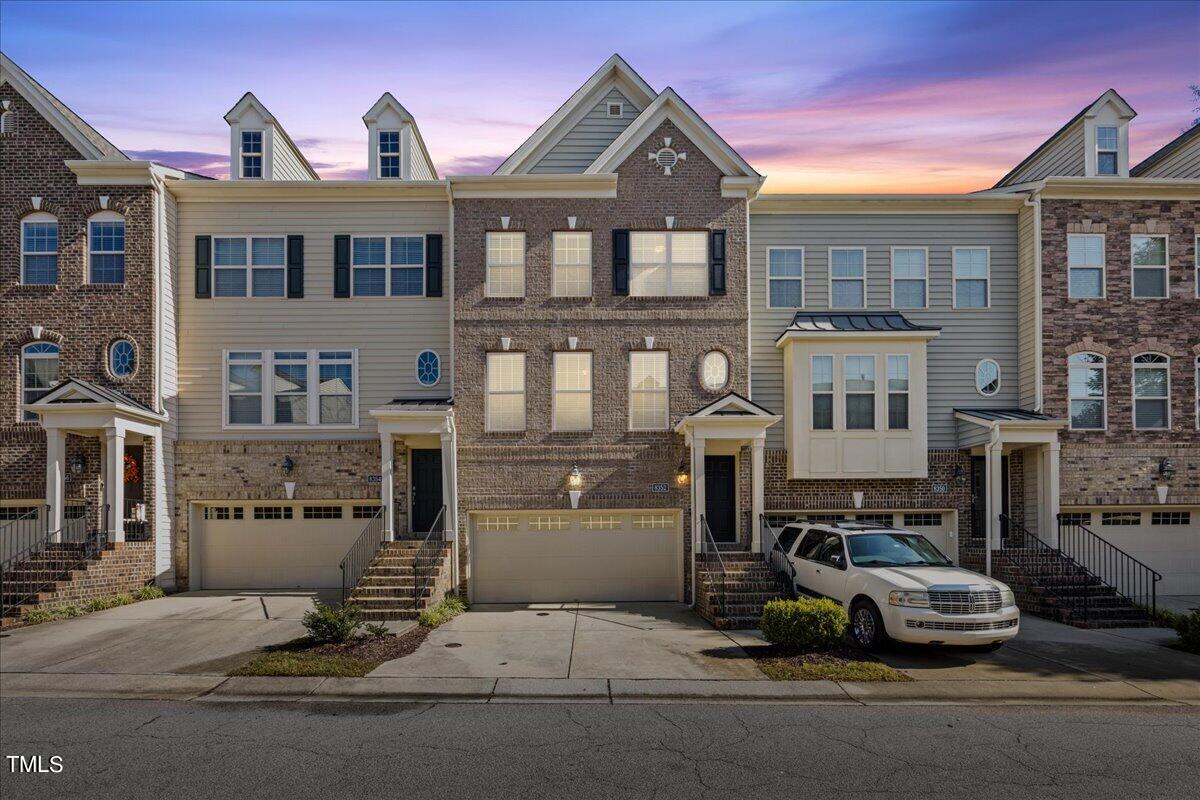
406, 128, 435, 180
271, 129, 313, 181
748, 214, 1020, 449
176, 200, 451, 440
529, 89, 643, 174
1135, 136, 1200, 179
1008, 123, 1086, 184
1016, 202, 1038, 409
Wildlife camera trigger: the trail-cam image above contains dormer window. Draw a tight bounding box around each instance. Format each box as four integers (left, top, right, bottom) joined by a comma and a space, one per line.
1096, 126, 1118, 176
378, 131, 401, 178
240, 130, 263, 179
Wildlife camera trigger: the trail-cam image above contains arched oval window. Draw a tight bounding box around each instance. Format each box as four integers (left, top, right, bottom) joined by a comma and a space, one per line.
109, 339, 136, 378
975, 359, 1001, 397
416, 350, 440, 387
700, 351, 729, 392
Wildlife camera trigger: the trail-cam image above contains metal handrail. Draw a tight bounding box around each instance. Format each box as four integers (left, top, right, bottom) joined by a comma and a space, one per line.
1000, 513, 1095, 623
1, 505, 50, 573
699, 515, 727, 615
2, 505, 109, 619
759, 514, 796, 597
411, 506, 446, 611
339, 507, 386, 604
1058, 518, 1162, 615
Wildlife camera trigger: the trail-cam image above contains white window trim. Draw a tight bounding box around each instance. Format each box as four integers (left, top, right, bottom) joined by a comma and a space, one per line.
240, 130, 264, 179
551, 230, 593, 298
552, 351, 593, 432
221, 348, 359, 430
20, 342, 59, 423
810, 353, 834, 431
952, 246, 991, 309
889, 246, 928, 310
87, 210, 126, 285
828, 247, 867, 310
630, 231, 709, 298
1068, 352, 1107, 431
628, 350, 670, 431
975, 358, 1001, 398
416, 349, 441, 387
843, 353, 877, 431
886, 353, 910, 431
1095, 126, 1119, 176
485, 351, 526, 432
20, 212, 57, 285
349, 234, 427, 298
1131, 234, 1169, 300
767, 247, 805, 309
485, 231, 526, 298
1067, 233, 1106, 300
210, 234, 288, 299
377, 130, 402, 179
1132, 352, 1171, 431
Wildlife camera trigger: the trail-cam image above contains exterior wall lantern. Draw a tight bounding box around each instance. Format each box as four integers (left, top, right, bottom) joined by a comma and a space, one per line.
675, 458, 690, 488
69, 454, 85, 475
567, 464, 583, 509
282, 456, 295, 474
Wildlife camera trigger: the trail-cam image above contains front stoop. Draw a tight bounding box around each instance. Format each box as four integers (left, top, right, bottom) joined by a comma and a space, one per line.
696, 552, 783, 630
347, 541, 453, 622
1, 541, 156, 626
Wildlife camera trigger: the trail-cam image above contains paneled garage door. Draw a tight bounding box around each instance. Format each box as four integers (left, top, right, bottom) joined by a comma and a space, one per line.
470, 510, 682, 603
195, 502, 378, 590
1066, 507, 1200, 596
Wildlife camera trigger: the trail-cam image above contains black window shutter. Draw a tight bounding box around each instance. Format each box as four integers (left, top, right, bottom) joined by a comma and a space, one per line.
286, 235, 304, 298
194, 235, 212, 298
425, 233, 443, 297
710, 229, 727, 296
334, 234, 351, 298
612, 229, 630, 295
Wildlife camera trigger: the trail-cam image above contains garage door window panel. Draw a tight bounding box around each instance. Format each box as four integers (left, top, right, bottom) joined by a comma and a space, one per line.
254, 506, 293, 520
844, 355, 876, 430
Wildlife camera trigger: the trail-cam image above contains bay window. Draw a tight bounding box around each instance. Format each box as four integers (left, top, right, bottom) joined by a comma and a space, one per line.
844, 355, 875, 430
887, 355, 909, 430
225, 349, 357, 427
630, 232, 707, 296
811, 355, 833, 430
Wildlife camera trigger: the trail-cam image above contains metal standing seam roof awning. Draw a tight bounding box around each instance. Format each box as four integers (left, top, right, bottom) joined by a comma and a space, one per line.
954, 408, 1067, 449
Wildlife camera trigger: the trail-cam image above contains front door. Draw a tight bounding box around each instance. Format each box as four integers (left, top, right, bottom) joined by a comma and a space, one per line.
704, 455, 736, 543
410, 449, 443, 533
970, 455, 1009, 541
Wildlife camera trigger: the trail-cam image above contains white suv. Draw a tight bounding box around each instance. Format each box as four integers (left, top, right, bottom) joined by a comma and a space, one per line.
774, 521, 1019, 650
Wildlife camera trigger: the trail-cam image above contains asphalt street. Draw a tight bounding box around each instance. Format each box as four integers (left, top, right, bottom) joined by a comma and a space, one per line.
2, 698, 1198, 799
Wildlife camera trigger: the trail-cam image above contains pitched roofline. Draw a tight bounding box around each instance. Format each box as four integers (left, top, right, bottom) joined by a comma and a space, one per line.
0, 52, 127, 160
1131, 122, 1200, 176
493, 53, 657, 175
993, 88, 1136, 188
224, 91, 321, 180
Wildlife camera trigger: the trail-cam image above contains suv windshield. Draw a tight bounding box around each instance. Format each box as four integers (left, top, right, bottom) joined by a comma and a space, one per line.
846, 533, 951, 567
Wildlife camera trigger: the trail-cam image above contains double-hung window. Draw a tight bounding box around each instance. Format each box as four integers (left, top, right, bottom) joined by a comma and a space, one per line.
811, 355, 833, 430
891, 248, 927, 308
1068, 234, 1105, 298
486, 232, 525, 297
767, 248, 804, 308
1068, 353, 1106, 430
350, 236, 424, 297
1132, 353, 1169, 430
552, 352, 593, 431
378, 131, 400, 178
214, 236, 285, 297
89, 213, 125, 284
486, 352, 526, 431
629, 351, 669, 430
21, 214, 57, 284
225, 349, 356, 427
1131, 235, 1168, 298
1096, 126, 1118, 176
21, 342, 59, 422
630, 232, 707, 296
953, 247, 989, 308
887, 355, 909, 430
830, 248, 865, 308
240, 131, 263, 178
844, 355, 875, 430
552, 232, 592, 297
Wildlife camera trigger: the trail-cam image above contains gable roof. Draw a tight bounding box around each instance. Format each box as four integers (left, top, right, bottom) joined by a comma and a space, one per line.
224, 91, 320, 180
1132, 123, 1200, 177
362, 92, 438, 179
32, 378, 157, 414
0, 52, 127, 160
584, 87, 761, 180
493, 54, 657, 175
994, 89, 1136, 188
686, 392, 777, 418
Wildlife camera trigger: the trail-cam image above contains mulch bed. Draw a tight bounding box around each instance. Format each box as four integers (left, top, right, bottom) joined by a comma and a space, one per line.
289, 624, 429, 661
230, 625, 431, 677
748, 643, 912, 682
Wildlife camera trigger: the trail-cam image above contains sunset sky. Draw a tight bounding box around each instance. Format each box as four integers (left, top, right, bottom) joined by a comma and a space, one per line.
3, 0, 1197, 191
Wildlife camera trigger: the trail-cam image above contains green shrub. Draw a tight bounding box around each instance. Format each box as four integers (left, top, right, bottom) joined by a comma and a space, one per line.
1175, 610, 1200, 653
363, 622, 390, 639
58, 605, 83, 618
84, 597, 117, 613
419, 593, 469, 628
132, 585, 165, 602
303, 600, 362, 643
760, 597, 849, 651
20, 609, 54, 625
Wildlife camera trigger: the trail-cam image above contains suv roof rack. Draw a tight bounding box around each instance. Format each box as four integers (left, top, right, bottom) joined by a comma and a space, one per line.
780, 518, 902, 532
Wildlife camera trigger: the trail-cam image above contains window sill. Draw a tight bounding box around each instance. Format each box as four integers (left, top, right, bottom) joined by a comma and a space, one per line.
13, 283, 58, 291
220, 424, 360, 432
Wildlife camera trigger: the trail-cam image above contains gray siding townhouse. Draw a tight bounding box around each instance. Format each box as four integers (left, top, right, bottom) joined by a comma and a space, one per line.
2, 52, 1197, 629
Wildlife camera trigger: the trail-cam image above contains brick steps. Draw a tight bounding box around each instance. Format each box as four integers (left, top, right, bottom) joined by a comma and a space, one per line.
695, 552, 785, 630
346, 541, 453, 622
2, 541, 156, 623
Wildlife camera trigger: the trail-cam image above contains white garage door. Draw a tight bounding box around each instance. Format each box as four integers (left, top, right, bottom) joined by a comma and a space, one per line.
196, 502, 378, 590
1069, 508, 1200, 596
766, 511, 959, 564
471, 510, 682, 603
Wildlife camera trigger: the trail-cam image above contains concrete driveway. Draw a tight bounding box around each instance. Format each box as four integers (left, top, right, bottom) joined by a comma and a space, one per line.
0, 591, 329, 676
370, 603, 764, 680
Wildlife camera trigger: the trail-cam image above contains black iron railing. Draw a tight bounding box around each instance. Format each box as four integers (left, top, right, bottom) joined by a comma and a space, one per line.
699, 515, 727, 615
1, 505, 50, 573
759, 514, 796, 597
1059, 518, 1162, 615
411, 506, 446, 611
124, 498, 150, 542
339, 506, 385, 604
2, 505, 109, 619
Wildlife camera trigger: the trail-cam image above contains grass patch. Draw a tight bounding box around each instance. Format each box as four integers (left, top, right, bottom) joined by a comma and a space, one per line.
752, 645, 912, 682
230, 625, 429, 678
418, 593, 468, 628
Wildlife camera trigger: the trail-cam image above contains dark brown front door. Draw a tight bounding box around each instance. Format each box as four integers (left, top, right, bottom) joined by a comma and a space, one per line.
704, 455, 736, 543
411, 449, 443, 534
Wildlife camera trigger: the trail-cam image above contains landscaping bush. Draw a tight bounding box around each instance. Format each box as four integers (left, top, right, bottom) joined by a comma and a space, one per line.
302, 600, 362, 643
1175, 610, 1200, 653
131, 585, 165, 602
760, 597, 848, 651
20, 609, 55, 625
418, 593, 469, 628
363, 622, 390, 639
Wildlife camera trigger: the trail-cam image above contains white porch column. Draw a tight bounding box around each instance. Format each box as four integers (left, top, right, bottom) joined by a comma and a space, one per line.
97, 433, 108, 532
440, 423, 460, 587
751, 436, 765, 553
45, 427, 66, 537
985, 436, 1003, 576
380, 432, 395, 541
105, 427, 125, 542
691, 434, 707, 550
1046, 440, 1061, 547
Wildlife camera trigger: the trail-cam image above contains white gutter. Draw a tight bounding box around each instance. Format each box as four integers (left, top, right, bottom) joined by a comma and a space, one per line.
1024, 191, 1044, 411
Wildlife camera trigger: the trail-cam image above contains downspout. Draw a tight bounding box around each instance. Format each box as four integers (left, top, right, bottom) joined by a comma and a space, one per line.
744, 197, 752, 397
1024, 191, 1043, 412
445, 177, 459, 590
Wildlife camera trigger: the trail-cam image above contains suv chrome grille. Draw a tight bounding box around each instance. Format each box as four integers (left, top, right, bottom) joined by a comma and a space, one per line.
928, 589, 1002, 615
906, 619, 1016, 632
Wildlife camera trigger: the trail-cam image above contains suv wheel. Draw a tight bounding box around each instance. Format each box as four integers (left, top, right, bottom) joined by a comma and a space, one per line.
850, 600, 889, 651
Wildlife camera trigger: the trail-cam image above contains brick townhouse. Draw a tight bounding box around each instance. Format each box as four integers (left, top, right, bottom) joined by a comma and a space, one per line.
2, 52, 1197, 627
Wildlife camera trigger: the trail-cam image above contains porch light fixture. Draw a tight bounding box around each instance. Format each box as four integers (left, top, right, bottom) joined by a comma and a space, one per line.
1158, 458, 1176, 481
675, 458, 690, 488
952, 464, 966, 483
281, 456, 295, 475
69, 454, 85, 475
